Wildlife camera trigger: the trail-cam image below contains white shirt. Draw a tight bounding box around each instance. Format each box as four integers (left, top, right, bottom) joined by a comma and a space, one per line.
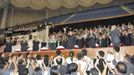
106, 54, 115, 69
83, 56, 94, 71
106, 54, 114, 62
66, 57, 77, 64
115, 53, 124, 62
76, 60, 87, 75
53, 55, 65, 66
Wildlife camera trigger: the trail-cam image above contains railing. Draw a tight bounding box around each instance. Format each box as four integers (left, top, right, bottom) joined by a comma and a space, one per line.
4, 46, 134, 58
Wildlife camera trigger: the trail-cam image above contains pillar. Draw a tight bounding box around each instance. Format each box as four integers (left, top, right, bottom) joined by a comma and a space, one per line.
0, 0, 9, 28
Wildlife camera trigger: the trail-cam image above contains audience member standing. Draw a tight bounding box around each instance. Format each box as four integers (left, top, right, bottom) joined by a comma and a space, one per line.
32, 37, 40, 51
67, 31, 76, 49
4, 38, 13, 52
110, 25, 121, 47
20, 37, 28, 51
97, 35, 109, 47
86, 32, 96, 48
48, 34, 57, 50
76, 34, 84, 48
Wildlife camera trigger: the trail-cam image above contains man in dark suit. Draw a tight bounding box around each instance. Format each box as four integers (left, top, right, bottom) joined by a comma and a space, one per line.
86, 33, 96, 48
67, 31, 76, 49
20, 38, 28, 52
32, 37, 40, 51
110, 25, 120, 47
4, 38, 12, 52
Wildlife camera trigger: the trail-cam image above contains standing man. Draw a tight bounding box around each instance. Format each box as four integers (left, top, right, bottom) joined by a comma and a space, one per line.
32, 36, 40, 51
20, 37, 28, 52
67, 31, 76, 49
4, 37, 12, 52
110, 25, 120, 47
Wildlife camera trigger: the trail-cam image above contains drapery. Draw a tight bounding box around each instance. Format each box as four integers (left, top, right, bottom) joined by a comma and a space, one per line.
96, 0, 112, 4
80, 0, 96, 7
62, 0, 79, 8
29, 0, 46, 10
46, 0, 62, 10
11, 0, 29, 8
10, 0, 113, 10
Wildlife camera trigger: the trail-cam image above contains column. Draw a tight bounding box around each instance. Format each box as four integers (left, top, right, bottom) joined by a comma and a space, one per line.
0, 0, 9, 28
45, 8, 49, 47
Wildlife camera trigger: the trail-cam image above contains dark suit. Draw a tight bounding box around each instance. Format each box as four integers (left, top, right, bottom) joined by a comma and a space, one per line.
110, 29, 120, 47
33, 40, 40, 51
97, 38, 108, 47
76, 38, 84, 48
4, 42, 12, 52
86, 36, 96, 48
67, 35, 76, 49
20, 41, 28, 51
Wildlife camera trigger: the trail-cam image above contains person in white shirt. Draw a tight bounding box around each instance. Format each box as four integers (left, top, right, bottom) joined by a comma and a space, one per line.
53, 50, 65, 66
81, 49, 94, 73
106, 50, 115, 69
66, 51, 77, 64
113, 46, 124, 63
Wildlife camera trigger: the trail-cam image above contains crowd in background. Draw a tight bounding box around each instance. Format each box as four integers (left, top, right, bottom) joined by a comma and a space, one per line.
3, 22, 134, 52
48, 22, 134, 50
0, 44, 134, 75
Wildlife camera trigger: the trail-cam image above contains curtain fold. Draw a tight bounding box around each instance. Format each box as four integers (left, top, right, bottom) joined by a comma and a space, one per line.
29, 0, 46, 10
80, 0, 96, 7
11, 0, 29, 8
46, 0, 62, 10
96, 0, 112, 4
10, 0, 113, 10
62, 0, 79, 8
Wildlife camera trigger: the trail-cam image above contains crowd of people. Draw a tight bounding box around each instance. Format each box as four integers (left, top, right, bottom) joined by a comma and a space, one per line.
6, 21, 45, 36
0, 44, 134, 75
0, 21, 134, 75
3, 22, 134, 52
48, 23, 134, 50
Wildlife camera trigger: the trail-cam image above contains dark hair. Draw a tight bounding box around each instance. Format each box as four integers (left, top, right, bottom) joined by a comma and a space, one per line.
69, 51, 74, 57
69, 63, 78, 73
114, 46, 120, 52
98, 51, 105, 57
116, 62, 127, 73
77, 53, 83, 60
35, 67, 41, 72
81, 49, 87, 56
56, 50, 61, 56
44, 55, 49, 67
56, 58, 63, 65
18, 59, 24, 65
36, 55, 42, 60
18, 53, 22, 57
50, 66, 59, 75
88, 68, 99, 75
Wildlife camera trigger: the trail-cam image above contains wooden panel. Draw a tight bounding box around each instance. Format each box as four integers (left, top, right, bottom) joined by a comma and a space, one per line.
4, 46, 134, 58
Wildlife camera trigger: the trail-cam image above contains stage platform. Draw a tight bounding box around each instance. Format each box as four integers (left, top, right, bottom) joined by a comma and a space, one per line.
5, 46, 134, 58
